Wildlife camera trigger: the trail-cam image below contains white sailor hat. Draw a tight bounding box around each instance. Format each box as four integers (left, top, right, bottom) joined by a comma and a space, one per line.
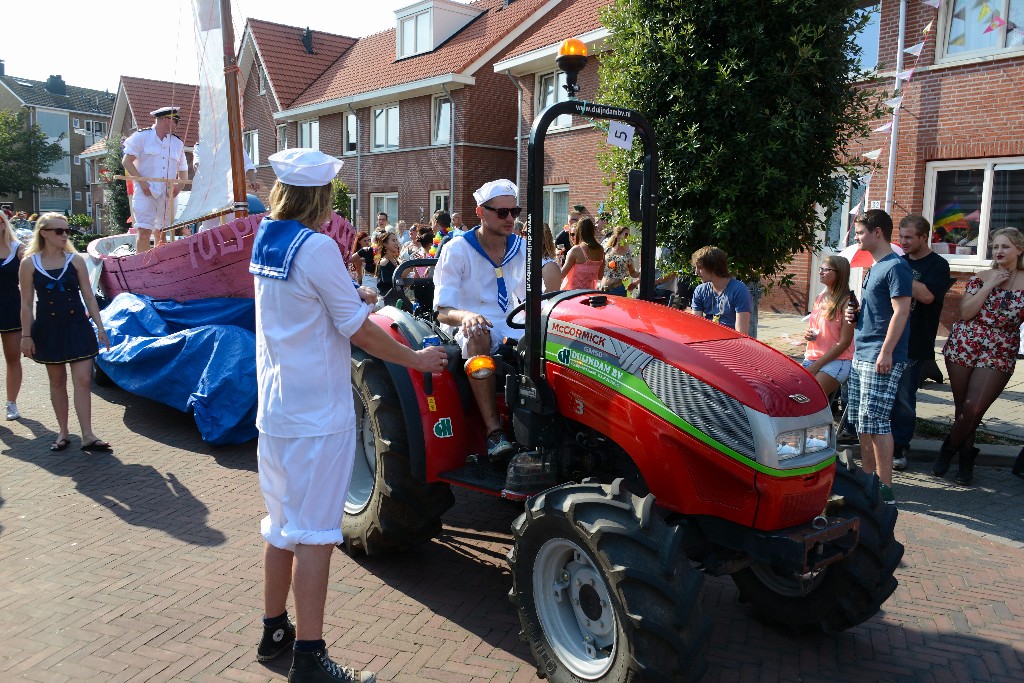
473, 179, 518, 206
150, 106, 180, 121
268, 148, 344, 187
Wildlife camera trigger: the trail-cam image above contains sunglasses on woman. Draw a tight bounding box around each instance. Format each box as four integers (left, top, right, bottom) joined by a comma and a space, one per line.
42, 228, 72, 236
481, 205, 523, 219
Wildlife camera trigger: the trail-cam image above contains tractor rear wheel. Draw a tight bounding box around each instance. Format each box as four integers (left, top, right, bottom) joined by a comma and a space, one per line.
342, 350, 454, 555
730, 459, 904, 633
509, 479, 709, 683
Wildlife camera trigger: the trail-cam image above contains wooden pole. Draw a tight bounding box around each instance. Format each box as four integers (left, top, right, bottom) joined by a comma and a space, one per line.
220, 0, 248, 219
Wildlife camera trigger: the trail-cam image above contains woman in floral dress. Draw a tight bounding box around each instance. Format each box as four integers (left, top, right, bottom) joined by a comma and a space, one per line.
938, 227, 1024, 485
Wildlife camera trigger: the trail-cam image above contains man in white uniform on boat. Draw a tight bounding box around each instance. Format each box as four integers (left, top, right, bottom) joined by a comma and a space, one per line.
250, 148, 445, 683
122, 106, 189, 253
434, 179, 525, 461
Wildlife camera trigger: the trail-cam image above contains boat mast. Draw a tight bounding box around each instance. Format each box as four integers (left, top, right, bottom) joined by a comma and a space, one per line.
220, 0, 248, 218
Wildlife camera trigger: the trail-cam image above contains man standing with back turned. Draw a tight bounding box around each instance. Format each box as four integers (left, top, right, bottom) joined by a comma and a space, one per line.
845, 209, 913, 505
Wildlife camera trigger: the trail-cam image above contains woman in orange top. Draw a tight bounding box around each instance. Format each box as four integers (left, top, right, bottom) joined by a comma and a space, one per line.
559, 217, 604, 290
802, 254, 855, 396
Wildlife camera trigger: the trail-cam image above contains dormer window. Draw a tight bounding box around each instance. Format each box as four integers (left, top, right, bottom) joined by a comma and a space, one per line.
395, 0, 481, 59
401, 11, 431, 57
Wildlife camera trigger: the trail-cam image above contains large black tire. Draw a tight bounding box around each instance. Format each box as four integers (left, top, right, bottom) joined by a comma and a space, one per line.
342, 350, 454, 555
509, 479, 710, 683
730, 459, 904, 633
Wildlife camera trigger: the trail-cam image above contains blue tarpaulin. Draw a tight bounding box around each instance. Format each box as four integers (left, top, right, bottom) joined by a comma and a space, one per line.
96, 294, 258, 445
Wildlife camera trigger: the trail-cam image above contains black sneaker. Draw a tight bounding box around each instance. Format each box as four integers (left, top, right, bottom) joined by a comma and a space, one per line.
288, 647, 376, 682
257, 618, 295, 662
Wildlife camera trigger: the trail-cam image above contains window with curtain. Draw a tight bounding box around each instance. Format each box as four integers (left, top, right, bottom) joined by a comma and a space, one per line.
943, 0, 1024, 59
432, 96, 451, 145
537, 72, 572, 128
373, 104, 399, 150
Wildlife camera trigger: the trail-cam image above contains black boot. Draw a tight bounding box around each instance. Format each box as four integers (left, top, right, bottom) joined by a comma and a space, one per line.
954, 447, 980, 486
932, 437, 956, 477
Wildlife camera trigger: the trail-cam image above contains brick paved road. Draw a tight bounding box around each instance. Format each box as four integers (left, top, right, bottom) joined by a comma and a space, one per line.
1, 361, 1023, 682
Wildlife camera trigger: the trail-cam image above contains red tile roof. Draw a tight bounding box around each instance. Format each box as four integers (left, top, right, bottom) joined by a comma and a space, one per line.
499, 0, 612, 61
119, 76, 201, 147
246, 18, 357, 109
291, 0, 548, 108
81, 139, 107, 156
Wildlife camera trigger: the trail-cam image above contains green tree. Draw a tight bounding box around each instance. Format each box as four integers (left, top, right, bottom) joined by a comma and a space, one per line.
0, 108, 67, 196
597, 0, 883, 285
331, 179, 352, 220
102, 134, 131, 233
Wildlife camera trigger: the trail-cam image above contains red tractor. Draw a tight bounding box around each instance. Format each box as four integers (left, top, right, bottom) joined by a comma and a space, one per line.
342, 44, 902, 683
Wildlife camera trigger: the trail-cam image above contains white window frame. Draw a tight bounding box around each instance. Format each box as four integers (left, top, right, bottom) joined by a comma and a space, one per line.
370, 193, 399, 226
543, 184, 571, 236
276, 124, 288, 152
85, 191, 91, 210
399, 10, 431, 58
343, 113, 358, 155
94, 121, 104, 135
84, 120, 92, 133
243, 129, 260, 165
922, 155, 1024, 264
372, 103, 399, 151
75, 191, 82, 201
430, 190, 450, 214
73, 155, 81, 165
431, 95, 452, 146
536, 71, 572, 129
257, 64, 266, 95
937, 0, 1024, 64
348, 194, 357, 221
72, 118, 80, 128
298, 119, 319, 150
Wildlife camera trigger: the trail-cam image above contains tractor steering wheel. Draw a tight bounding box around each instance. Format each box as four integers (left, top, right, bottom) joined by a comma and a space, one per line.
391, 258, 437, 313
505, 291, 564, 329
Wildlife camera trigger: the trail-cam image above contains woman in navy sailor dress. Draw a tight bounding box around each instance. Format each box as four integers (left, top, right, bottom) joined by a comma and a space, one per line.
19, 213, 111, 452
0, 212, 25, 420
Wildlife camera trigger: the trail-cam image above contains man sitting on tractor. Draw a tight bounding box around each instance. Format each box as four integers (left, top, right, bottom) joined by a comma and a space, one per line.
434, 179, 526, 461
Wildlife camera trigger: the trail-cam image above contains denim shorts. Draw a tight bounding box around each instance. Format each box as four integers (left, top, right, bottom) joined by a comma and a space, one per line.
802, 357, 852, 384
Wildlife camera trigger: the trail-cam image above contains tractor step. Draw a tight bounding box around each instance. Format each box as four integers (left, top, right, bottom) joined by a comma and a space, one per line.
439, 456, 508, 495
439, 452, 555, 501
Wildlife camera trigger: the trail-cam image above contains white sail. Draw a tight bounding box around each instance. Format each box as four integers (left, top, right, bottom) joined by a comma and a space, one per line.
179, 0, 234, 223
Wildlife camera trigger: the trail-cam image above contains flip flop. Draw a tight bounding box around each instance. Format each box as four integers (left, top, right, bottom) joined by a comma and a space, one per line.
51, 438, 70, 452
81, 440, 112, 452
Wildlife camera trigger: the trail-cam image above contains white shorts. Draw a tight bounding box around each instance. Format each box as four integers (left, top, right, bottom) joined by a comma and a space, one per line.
258, 429, 357, 551
131, 192, 175, 231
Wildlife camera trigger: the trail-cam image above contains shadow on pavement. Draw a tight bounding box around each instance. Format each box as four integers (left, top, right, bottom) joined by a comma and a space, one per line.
0, 417, 228, 546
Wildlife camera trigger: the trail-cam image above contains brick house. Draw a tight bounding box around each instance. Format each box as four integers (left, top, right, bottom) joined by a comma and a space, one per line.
238, 0, 612, 234
80, 76, 201, 234
0, 60, 114, 221
762, 0, 1024, 332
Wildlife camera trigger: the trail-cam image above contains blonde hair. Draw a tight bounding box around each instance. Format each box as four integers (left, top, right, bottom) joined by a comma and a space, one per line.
606, 224, 630, 249
25, 212, 77, 256
991, 227, 1024, 269
820, 254, 851, 320
268, 181, 333, 231
0, 212, 18, 246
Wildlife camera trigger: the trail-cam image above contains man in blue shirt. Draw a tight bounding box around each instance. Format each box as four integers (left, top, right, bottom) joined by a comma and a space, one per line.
845, 210, 913, 505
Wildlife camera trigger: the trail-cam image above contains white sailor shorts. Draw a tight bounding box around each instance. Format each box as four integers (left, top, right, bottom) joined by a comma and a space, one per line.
258, 429, 357, 551
131, 191, 176, 231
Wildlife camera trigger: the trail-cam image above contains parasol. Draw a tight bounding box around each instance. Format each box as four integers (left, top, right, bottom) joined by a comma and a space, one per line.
837, 242, 904, 269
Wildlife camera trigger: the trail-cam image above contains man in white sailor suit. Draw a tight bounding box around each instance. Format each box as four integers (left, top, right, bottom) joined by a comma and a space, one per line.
434, 179, 526, 461
121, 106, 189, 253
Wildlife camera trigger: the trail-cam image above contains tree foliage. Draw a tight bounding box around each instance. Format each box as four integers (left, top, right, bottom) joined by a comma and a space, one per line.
331, 179, 352, 220
0, 108, 67, 196
597, 0, 883, 283
102, 134, 131, 233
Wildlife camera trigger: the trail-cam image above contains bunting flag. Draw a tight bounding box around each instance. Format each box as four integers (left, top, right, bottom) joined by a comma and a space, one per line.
863, 148, 883, 160
979, 3, 992, 21
985, 16, 1007, 33
924, 21, 934, 34
849, 201, 862, 216
905, 41, 926, 56
873, 120, 893, 133
884, 95, 904, 109
920, 0, 940, 8
896, 68, 916, 81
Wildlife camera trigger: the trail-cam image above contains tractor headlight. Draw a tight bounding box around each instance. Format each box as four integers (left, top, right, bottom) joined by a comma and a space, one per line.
776, 424, 833, 461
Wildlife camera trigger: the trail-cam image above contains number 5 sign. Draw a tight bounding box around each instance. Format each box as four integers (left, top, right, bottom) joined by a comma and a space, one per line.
607, 121, 635, 150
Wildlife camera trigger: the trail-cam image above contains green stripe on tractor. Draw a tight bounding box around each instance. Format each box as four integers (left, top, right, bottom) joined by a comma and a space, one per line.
544, 341, 835, 478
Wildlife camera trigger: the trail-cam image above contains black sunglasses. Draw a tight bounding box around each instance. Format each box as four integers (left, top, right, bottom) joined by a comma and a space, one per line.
481, 205, 522, 219
42, 228, 72, 236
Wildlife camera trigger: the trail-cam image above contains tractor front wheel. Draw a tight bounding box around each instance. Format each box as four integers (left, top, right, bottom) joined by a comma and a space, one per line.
509, 479, 709, 683
342, 350, 454, 556
730, 459, 904, 632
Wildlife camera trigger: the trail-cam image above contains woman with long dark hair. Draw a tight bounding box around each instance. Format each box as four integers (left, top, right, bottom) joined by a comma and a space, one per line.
937, 227, 1024, 485
802, 255, 854, 396
559, 217, 604, 290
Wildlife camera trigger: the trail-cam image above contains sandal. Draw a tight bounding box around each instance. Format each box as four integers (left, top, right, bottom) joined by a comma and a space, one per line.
81, 440, 112, 452
51, 437, 70, 452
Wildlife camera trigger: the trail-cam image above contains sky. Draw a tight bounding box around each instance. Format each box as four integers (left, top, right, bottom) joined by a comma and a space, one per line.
2, 0, 421, 93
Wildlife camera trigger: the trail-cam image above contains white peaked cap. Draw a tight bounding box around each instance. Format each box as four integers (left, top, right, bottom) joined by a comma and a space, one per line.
473, 179, 518, 206
268, 148, 344, 187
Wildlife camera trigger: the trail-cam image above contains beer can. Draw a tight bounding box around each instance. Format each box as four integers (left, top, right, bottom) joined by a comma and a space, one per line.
422, 335, 442, 349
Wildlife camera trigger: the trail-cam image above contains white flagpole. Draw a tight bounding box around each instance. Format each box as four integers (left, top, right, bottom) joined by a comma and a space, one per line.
884, 0, 908, 214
